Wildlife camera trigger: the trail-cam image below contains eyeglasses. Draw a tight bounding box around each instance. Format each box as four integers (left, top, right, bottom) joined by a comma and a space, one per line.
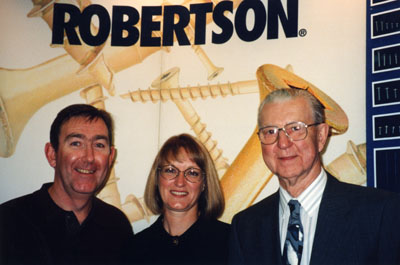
257, 121, 320, 145
158, 165, 204, 183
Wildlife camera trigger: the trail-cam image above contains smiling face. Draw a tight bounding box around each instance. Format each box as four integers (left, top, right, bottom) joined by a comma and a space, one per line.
158, 148, 204, 216
45, 116, 115, 200
259, 97, 329, 190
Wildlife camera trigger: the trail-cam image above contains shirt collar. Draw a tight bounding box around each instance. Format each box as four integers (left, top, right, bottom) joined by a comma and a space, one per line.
39, 182, 97, 226
279, 169, 327, 215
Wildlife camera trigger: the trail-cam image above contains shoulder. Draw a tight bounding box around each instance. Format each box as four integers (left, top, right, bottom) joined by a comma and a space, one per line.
205, 219, 231, 243
94, 197, 128, 219
0, 188, 48, 258
202, 218, 230, 229
0, 188, 42, 220
232, 191, 279, 223
127, 217, 162, 255
0, 194, 32, 230
213, 219, 231, 231
199, 218, 231, 237
92, 198, 133, 232
132, 216, 162, 241
323, 174, 400, 219
1, 193, 32, 211
195, 218, 231, 262
122, 220, 158, 264
326, 174, 400, 204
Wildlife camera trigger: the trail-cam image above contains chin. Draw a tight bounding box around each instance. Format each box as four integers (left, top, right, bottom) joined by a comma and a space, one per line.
166, 203, 196, 213
276, 170, 302, 180
169, 205, 190, 211
73, 184, 98, 194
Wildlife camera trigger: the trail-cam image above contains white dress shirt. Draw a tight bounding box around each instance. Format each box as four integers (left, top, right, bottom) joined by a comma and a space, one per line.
279, 169, 327, 265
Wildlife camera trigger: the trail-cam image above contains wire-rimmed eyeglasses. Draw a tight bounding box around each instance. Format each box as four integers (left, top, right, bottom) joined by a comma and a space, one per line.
158, 165, 204, 183
257, 121, 321, 145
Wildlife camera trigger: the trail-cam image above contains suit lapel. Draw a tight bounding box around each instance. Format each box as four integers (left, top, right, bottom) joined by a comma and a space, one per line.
258, 191, 284, 265
310, 174, 352, 265
269, 192, 285, 265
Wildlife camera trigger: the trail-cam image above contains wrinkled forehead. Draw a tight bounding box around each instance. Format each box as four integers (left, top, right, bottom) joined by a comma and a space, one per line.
261, 97, 314, 126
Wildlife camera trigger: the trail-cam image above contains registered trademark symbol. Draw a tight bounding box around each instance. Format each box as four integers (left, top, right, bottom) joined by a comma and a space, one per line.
299, 28, 307, 37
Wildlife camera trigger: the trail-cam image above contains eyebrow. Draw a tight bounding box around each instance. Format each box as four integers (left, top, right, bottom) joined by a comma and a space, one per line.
64, 133, 110, 143
261, 121, 302, 128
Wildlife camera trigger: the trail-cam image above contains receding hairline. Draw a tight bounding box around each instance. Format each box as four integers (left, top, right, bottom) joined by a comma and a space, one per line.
263, 94, 313, 108
258, 89, 325, 127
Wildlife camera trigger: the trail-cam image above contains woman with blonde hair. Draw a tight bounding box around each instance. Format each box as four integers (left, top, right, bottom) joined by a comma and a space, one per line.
125, 133, 230, 265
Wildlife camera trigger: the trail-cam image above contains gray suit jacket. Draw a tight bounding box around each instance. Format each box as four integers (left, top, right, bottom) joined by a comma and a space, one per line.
229, 173, 400, 265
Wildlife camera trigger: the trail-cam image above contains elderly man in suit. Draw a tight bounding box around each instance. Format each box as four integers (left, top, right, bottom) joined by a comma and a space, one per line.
229, 88, 400, 265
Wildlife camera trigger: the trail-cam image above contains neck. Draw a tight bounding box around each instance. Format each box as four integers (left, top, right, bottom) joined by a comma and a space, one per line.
163, 208, 199, 236
48, 182, 93, 224
280, 164, 322, 198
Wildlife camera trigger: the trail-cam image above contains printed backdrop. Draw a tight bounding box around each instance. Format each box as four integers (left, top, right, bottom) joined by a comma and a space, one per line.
0, 0, 366, 231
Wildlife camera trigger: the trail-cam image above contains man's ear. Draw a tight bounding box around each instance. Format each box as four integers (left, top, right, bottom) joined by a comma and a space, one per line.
109, 146, 116, 167
317, 123, 330, 152
45, 142, 57, 168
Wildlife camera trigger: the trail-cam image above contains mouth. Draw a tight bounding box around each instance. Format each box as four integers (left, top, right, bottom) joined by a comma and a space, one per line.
75, 168, 95, 174
278, 155, 297, 161
171, 191, 188, 196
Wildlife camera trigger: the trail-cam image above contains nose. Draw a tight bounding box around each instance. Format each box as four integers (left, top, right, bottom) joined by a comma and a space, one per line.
277, 129, 293, 149
83, 145, 95, 163
174, 171, 186, 187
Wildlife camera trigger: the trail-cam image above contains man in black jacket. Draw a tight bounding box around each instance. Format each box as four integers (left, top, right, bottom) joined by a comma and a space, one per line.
0, 104, 133, 265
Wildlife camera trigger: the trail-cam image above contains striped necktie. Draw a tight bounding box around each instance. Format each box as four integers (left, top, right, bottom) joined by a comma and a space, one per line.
283, 200, 303, 265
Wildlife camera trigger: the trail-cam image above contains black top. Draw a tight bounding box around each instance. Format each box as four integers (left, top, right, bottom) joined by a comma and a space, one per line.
124, 215, 230, 265
0, 183, 134, 265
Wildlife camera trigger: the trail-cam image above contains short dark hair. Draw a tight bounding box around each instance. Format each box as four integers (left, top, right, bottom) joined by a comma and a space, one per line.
144, 134, 225, 219
50, 104, 114, 151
